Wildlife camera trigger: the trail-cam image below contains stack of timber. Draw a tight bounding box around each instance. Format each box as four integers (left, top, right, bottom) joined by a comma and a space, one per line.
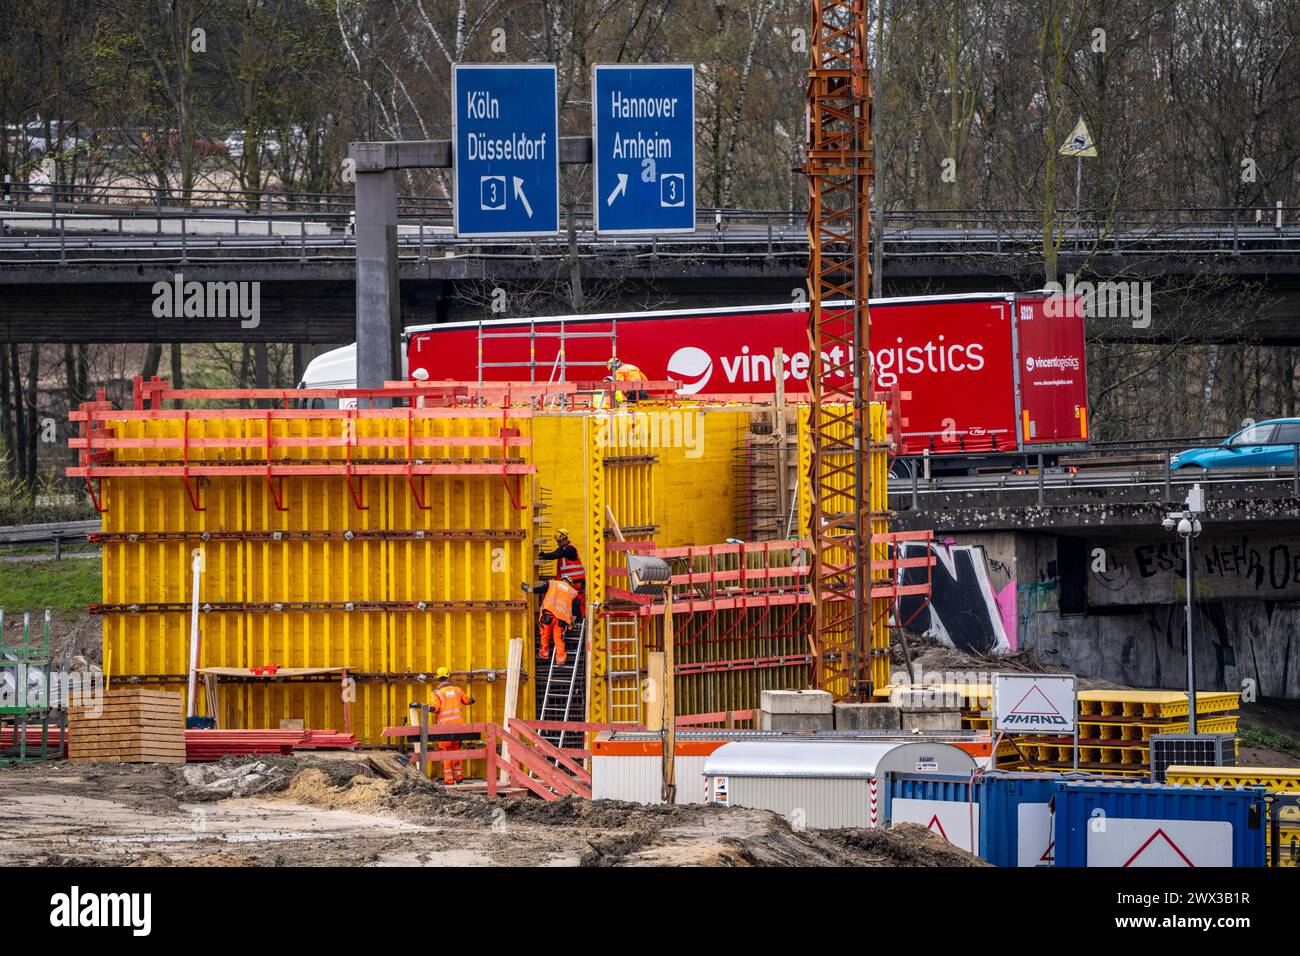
184, 728, 358, 761
68, 689, 185, 764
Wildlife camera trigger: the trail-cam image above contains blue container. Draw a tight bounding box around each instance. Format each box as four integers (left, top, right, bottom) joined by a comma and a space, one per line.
885, 773, 981, 854
1054, 781, 1267, 868
978, 772, 1071, 867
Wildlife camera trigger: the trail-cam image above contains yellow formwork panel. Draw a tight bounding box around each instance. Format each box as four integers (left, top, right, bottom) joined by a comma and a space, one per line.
796, 403, 892, 694
98, 410, 534, 746
530, 406, 751, 722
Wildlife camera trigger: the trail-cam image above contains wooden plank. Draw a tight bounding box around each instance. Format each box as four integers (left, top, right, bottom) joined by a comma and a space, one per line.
499, 637, 523, 786
70, 735, 185, 745
646, 652, 665, 731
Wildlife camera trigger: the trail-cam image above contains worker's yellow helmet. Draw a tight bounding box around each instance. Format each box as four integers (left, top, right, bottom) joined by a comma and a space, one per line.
556, 528, 570, 540
435, 666, 450, 679
607, 357, 622, 371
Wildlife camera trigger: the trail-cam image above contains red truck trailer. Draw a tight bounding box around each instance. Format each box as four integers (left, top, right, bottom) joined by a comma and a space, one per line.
402, 291, 1088, 459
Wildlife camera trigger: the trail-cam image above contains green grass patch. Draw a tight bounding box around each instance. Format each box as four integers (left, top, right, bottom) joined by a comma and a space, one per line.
1238, 722, 1300, 756
0, 557, 101, 615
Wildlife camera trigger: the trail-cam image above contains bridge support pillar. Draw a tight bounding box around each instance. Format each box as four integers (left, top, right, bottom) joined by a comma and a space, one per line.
354, 167, 400, 397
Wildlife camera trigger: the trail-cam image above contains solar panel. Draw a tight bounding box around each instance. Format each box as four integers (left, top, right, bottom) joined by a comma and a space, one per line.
1150, 733, 1236, 783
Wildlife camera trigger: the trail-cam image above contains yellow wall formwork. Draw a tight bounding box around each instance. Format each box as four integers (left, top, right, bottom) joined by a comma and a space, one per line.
97, 409, 534, 747
529, 406, 748, 723
796, 402, 893, 696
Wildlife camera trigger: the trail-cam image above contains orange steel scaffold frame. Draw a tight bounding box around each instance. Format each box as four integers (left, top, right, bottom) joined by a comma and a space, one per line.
606, 534, 934, 674
806, 0, 875, 699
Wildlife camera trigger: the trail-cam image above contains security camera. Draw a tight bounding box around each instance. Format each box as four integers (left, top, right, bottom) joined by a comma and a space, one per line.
1162, 517, 1176, 531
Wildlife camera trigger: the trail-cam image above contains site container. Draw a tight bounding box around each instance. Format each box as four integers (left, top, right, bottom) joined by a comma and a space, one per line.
590, 731, 760, 804
1054, 780, 1267, 867
887, 771, 1134, 865
703, 740, 976, 830
978, 772, 1071, 867
886, 772, 980, 855
390, 291, 1088, 457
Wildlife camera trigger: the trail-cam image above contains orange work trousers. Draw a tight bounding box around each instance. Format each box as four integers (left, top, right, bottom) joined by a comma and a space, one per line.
540, 618, 569, 664
438, 738, 463, 784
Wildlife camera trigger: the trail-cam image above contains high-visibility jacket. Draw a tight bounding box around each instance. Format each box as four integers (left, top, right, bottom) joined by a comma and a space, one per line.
557, 555, 585, 585
614, 363, 646, 383
540, 578, 579, 626
431, 682, 471, 725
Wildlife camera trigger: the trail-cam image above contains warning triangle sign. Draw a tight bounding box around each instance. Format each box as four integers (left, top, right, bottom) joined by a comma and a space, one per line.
1123, 828, 1196, 867
926, 814, 949, 840
1059, 117, 1098, 157
1011, 685, 1062, 716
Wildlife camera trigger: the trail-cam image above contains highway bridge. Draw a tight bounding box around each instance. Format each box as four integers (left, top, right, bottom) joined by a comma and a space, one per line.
2, 183, 1299, 343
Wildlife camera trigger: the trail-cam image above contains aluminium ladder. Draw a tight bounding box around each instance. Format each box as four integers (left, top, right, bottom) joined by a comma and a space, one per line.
538, 619, 587, 750
605, 617, 643, 726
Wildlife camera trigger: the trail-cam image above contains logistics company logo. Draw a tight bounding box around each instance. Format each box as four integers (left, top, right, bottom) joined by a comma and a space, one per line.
49, 886, 152, 936
666, 346, 713, 394
1025, 355, 1080, 373
1002, 685, 1071, 728
670, 337, 989, 392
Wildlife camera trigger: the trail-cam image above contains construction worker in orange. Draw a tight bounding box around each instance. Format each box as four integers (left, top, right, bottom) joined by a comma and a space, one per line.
607, 357, 648, 402
430, 666, 475, 785
536, 575, 580, 665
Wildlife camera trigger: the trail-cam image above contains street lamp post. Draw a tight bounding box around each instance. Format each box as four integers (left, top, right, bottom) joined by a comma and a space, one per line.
1162, 483, 1205, 733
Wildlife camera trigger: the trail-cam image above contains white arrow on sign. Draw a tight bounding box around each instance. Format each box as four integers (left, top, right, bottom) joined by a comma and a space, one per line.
512, 177, 533, 219
606, 173, 628, 207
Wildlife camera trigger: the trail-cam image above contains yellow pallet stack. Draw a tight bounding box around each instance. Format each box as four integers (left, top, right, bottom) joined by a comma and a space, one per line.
1165, 766, 1300, 867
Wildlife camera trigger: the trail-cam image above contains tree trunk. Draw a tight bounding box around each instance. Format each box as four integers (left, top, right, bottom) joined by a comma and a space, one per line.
141, 343, 163, 381
23, 344, 39, 490
0, 345, 14, 480
170, 343, 184, 390
8, 346, 27, 490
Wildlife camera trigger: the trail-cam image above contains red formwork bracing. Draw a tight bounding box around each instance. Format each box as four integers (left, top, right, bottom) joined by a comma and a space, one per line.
607, 534, 934, 687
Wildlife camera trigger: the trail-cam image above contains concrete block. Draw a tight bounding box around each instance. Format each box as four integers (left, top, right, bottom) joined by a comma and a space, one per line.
760, 689, 833, 716
834, 702, 902, 731
758, 711, 834, 733
900, 709, 963, 732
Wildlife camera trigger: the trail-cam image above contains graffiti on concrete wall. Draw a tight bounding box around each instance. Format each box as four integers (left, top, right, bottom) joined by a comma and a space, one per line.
898, 541, 1015, 655
1024, 599, 1300, 698
1090, 536, 1300, 605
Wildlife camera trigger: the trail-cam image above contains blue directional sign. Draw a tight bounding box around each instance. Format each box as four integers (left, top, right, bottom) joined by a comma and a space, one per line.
593, 64, 695, 235
453, 64, 559, 238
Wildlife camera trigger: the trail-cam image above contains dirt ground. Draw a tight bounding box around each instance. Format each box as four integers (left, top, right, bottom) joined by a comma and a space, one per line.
0, 755, 986, 868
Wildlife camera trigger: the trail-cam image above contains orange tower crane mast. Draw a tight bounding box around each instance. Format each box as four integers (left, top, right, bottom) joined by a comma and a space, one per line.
805, 0, 875, 700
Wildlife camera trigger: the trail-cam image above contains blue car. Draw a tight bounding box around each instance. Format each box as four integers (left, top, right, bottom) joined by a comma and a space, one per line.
1171, 419, 1300, 469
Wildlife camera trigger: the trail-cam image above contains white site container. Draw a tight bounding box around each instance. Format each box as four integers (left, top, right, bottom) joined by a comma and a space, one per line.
702, 740, 976, 829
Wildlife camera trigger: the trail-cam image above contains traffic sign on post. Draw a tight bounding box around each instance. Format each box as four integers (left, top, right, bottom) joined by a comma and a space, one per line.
593, 64, 695, 235
453, 64, 559, 238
